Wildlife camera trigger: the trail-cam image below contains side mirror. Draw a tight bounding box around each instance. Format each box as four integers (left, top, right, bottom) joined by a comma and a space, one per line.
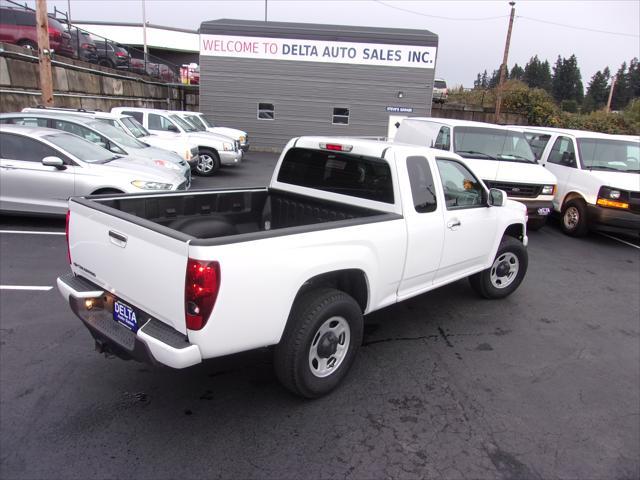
489, 188, 506, 207
167, 124, 179, 133
42, 156, 65, 169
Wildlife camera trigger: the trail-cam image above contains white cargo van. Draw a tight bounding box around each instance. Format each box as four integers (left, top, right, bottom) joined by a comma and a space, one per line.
518, 127, 639, 236
395, 118, 557, 229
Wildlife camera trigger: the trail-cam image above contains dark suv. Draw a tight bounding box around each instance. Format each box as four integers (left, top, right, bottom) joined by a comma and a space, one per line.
0, 7, 74, 57
67, 27, 97, 63
93, 39, 131, 69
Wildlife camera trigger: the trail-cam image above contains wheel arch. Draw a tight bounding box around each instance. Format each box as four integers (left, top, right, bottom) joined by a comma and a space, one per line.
293, 269, 369, 314
91, 187, 124, 195
561, 191, 586, 208
503, 223, 525, 243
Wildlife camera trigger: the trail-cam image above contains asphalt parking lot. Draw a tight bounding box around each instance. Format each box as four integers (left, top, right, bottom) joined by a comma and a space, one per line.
1, 151, 639, 480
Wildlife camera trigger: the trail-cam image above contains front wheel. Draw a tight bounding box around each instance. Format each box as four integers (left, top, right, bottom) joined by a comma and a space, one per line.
561, 199, 589, 237
274, 288, 363, 398
195, 149, 220, 176
469, 236, 528, 299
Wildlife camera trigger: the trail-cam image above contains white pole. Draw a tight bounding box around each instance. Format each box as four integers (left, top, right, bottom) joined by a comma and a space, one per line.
142, 0, 148, 68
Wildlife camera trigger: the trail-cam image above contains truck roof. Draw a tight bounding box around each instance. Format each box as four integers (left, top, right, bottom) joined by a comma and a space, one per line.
293, 135, 452, 163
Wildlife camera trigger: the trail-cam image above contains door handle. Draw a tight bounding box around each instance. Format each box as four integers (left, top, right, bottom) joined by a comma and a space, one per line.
447, 219, 461, 230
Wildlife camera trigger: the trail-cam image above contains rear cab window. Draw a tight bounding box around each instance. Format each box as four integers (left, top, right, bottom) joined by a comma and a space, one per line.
277, 147, 394, 204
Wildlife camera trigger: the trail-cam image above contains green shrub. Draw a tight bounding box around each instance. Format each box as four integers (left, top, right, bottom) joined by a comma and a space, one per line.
560, 100, 578, 113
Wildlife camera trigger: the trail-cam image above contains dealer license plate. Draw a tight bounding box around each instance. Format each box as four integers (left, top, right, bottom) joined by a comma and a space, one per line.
113, 300, 139, 332
537, 207, 551, 216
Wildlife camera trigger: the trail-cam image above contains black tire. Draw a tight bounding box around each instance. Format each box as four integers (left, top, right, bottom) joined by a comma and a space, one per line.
560, 199, 589, 237
469, 236, 528, 299
274, 288, 363, 398
98, 59, 114, 69
17, 39, 37, 51
527, 217, 547, 231
195, 149, 220, 176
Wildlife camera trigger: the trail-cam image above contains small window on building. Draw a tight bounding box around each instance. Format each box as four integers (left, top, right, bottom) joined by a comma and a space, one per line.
258, 103, 275, 120
332, 107, 350, 125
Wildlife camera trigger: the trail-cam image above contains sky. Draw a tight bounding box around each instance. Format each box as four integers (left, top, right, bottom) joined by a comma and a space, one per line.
19, 0, 640, 88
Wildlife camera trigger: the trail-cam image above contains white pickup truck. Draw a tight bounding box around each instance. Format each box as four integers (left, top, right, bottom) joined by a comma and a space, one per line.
58, 137, 529, 397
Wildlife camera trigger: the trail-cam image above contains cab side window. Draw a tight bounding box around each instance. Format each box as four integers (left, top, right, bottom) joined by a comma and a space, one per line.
0, 132, 58, 162
148, 113, 174, 131
2, 117, 48, 128
547, 136, 577, 167
53, 120, 103, 145
433, 126, 451, 150
436, 158, 485, 209
407, 156, 437, 213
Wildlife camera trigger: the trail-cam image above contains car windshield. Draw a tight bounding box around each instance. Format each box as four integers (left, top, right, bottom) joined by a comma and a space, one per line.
434, 80, 447, 88
198, 114, 215, 128
577, 138, 640, 172
453, 127, 536, 163
170, 114, 197, 132
45, 133, 116, 163
121, 117, 151, 138
184, 115, 206, 131
89, 121, 148, 148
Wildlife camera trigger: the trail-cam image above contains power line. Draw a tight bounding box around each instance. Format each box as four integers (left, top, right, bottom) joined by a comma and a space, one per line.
373, 0, 508, 21
517, 15, 639, 38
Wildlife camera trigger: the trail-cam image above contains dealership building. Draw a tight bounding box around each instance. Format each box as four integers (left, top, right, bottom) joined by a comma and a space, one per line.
199, 19, 438, 151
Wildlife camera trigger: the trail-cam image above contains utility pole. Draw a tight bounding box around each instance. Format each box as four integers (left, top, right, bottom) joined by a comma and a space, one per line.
36, 0, 54, 106
606, 76, 616, 112
265, 0, 268, 21
142, 0, 148, 70
494, 1, 516, 124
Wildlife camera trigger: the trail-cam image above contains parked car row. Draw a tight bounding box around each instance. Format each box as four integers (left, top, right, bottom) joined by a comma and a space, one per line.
394, 117, 639, 237
0, 6, 180, 82
0, 106, 251, 215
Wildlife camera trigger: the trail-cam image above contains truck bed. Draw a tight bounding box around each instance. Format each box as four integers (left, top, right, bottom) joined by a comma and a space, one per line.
78, 188, 397, 246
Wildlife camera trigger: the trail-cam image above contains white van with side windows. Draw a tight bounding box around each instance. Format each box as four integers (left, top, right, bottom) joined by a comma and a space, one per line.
395, 118, 558, 229
518, 127, 639, 236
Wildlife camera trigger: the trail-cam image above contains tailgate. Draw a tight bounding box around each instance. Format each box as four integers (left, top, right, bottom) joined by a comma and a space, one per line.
68, 198, 190, 335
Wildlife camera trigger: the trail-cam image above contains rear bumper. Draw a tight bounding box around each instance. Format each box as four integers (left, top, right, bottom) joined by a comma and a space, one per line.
220, 149, 243, 166
587, 205, 640, 233
57, 273, 202, 369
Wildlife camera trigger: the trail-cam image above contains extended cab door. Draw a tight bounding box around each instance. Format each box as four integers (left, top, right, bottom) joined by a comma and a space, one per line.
396, 155, 445, 300
434, 157, 498, 285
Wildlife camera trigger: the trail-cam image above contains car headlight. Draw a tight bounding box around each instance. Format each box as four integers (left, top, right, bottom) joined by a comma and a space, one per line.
131, 180, 173, 190
223, 142, 234, 151
541, 185, 555, 195
597, 186, 629, 209
153, 160, 181, 171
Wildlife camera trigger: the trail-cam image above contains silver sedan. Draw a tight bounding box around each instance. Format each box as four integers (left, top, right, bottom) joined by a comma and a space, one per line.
0, 125, 188, 216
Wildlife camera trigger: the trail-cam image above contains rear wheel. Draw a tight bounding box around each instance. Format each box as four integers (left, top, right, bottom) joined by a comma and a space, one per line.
469, 236, 528, 299
561, 199, 589, 237
195, 149, 220, 176
274, 288, 363, 398
98, 59, 114, 69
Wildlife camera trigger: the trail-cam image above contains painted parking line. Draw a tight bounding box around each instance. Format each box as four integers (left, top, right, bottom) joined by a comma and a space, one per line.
598, 232, 640, 250
0, 230, 65, 236
0, 285, 53, 291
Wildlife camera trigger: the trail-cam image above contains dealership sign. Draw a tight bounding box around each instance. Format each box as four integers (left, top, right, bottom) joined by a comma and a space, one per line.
201, 34, 436, 69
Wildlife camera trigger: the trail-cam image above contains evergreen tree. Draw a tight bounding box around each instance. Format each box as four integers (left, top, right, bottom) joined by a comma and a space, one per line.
627, 57, 640, 98
584, 67, 611, 111
474, 72, 482, 89
523, 55, 552, 92
481, 70, 489, 88
488, 67, 503, 88
510, 63, 524, 81
611, 62, 630, 110
552, 54, 584, 104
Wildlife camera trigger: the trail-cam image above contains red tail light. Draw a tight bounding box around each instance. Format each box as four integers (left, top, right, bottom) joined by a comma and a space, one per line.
65, 210, 71, 264
115, 51, 127, 58
185, 259, 220, 330
48, 27, 61, 40
319, 143, 353, 152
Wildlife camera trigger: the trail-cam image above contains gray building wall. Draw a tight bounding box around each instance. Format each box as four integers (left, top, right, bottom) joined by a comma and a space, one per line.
200, 20, 438, 151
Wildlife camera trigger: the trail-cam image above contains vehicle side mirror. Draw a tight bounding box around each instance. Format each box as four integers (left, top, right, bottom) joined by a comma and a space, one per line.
167, 124, 179, 132
42, 156, 65, 169
489, 188, 506, 207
